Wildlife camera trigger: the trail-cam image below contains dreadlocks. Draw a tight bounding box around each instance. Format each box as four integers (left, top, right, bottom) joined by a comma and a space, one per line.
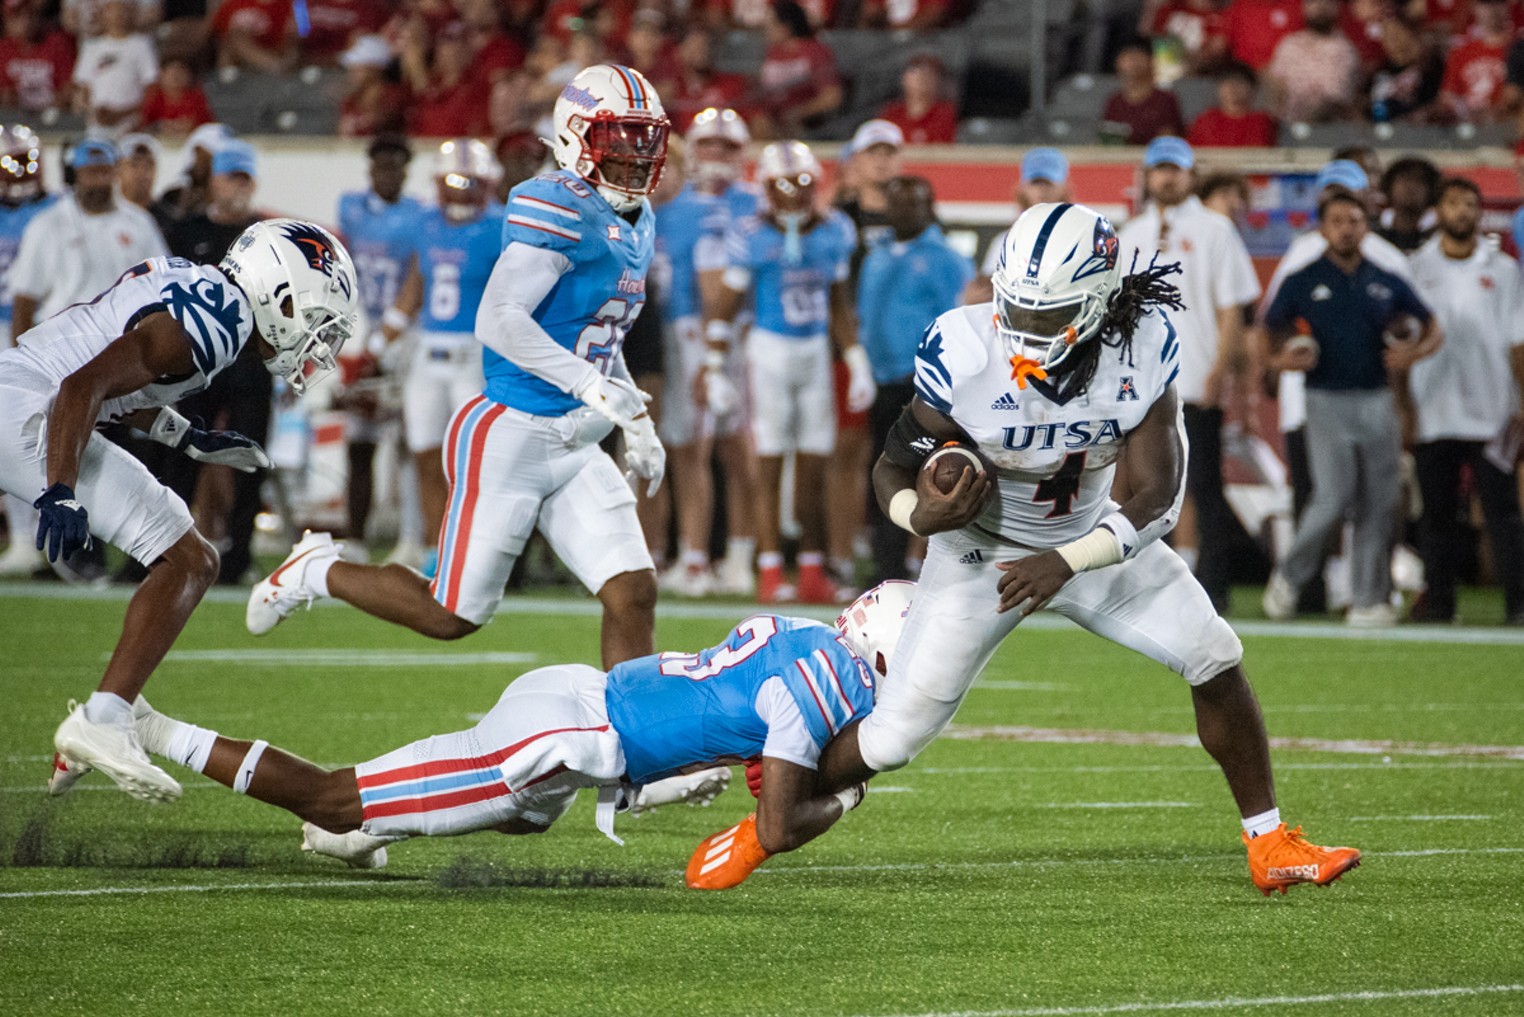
1048, 251, 1185, 401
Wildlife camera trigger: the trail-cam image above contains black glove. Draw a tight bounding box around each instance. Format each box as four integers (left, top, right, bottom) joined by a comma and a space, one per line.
34, 482, 91, 562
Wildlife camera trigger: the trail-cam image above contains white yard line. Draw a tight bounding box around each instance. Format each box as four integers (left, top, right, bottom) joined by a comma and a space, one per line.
6, 583, 1524, 646
132, 649, 538, 667
852, 984, 1524, 1017
945, 725, 1524, 761
1039, 802, 1198, 809
0, 878, 400, 900
1348, 814, 1493, 822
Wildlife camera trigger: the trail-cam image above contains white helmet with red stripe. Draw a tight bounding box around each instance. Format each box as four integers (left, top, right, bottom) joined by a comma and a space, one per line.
756, 140, 821, 216
434, 137, 499, 222
835, 580, 915, 682
550, 63, 670, 213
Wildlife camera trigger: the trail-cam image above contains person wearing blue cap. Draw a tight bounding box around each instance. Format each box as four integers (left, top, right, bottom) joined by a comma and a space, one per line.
1120, 135, 1261, 612
9, 136, 166, 338
156, 137, 270, 587
968, 147, 1071, 303
1262, 190, 1442, 626
1252, 156, 1413, 616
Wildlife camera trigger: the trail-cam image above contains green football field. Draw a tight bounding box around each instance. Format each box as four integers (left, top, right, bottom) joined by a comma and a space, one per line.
2, 582, 1522, 1017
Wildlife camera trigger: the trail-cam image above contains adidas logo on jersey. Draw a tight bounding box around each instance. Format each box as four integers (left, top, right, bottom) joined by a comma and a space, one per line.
959, 549, 985, 564
990, 393, 1019, 410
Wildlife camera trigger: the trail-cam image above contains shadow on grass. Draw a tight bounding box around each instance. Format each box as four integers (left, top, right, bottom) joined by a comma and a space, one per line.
437, 856, 666, 890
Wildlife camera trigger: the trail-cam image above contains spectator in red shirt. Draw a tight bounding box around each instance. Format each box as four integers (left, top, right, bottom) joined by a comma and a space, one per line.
459, 0, 526, 86
1188, 63, 1279, 145
403, 20, 489, 138
301, 0, 388, 67
0, 0, 75, 114
1436, 0, 1515, 122
751, 0, 843, 140
337, 34, 404, 138
706, 0, 837, 30
212, 0, 295, 73
1140, 0, 1230, 75
1339, 0, 1390, 72
140, 57, 215, 136
859, 0, 951, 30
879, 53, 958, 144
1221, 0, 1303, 70
650, 25, 749, 131
1101, 37, 1186, 144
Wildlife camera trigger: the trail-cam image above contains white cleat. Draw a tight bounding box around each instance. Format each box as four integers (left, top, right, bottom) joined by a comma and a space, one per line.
630, 766, 732, 816
53, 700, 181, 803
1262, 571, 1298, 622
712, 556, 756, 598
660, 563, 713, 598
300, 822, 396, 869
1346, 602, 1397, 628
247, 530, 341, 636
47, 751, 93, 796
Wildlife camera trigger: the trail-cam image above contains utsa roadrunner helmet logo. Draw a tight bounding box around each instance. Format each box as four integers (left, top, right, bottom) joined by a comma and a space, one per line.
1074, 216, 1119, 282
280, 222, 349, 297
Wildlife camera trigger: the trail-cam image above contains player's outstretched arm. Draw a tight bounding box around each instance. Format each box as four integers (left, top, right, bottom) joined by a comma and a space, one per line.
686, 755, 864, 890
45, 313, 193, 492
874, 396, 990, 536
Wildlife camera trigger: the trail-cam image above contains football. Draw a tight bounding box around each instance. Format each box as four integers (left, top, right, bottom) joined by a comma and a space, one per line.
923, 442, 987, 494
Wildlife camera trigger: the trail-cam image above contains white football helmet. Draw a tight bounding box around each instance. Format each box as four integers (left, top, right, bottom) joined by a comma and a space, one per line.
0, 124, 42, 204
221, 218, 359, 393
549, 63, 670, 213
434, 137, 499, 222
836, 580, 915, 683
756, 140, 821, 213
686, 107, 749, 188
991, 202, 1122, 374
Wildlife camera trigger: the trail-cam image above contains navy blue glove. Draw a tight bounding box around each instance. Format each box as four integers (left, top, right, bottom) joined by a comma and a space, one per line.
149, 406, 271, 473
34, 483, 91, 562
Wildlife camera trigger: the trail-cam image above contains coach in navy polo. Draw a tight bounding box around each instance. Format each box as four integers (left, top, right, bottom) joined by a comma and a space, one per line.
1261, 190, 1442, 627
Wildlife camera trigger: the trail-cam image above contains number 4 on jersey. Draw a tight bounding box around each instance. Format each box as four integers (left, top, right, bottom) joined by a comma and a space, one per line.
1033, 452, 1086, 518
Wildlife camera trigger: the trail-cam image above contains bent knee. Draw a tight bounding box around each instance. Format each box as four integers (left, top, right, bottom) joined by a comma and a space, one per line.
424, 612, 479, 641
161, 530, 219, 587
599, 569, 657, 613
1183, 617, 1244, 686
855, 715, 926, 774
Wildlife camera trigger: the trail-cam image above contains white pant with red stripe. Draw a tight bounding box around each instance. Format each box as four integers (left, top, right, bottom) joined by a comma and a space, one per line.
355, 664, 626, 837
429, 394, 656, 625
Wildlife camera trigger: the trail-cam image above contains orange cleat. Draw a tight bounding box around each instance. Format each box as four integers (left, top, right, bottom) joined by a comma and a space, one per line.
795, 562, 838, 605
685, 813, 772, 890
1244, 823, 1361, 896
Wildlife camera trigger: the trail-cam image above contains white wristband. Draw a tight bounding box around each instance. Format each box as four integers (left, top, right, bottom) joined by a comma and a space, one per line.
382, 307, 411, 332
703, 347, 727, 371
888, 488, 921, 536
832, 784, 865, 814
705, 319, 734, 346
1055, 527, 1124, 574
1099, 510, 1141, 560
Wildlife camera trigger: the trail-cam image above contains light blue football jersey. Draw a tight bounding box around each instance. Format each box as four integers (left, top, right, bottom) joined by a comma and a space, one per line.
485, 170, 654, 417
725, 209, 855, 339
0, 194, 55, 323
400, 204, 504, 335
604, 615, 876, 785
653, 182, 759, 320
337, 191, 425, 325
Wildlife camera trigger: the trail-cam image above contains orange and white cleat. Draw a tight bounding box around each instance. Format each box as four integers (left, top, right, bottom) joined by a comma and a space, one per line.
757, 564, 793, 605
685, 813, 771, 890
1244, 823, 1361, 896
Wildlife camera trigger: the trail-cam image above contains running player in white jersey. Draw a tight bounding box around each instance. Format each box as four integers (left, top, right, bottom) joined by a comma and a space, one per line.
808, 203, 1361, 896
0, 220, 359, 802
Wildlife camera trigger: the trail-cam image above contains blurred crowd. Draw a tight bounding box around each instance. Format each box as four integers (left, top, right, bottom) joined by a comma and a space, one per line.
1122, 0, 1524, 146
0, 0, 972, 148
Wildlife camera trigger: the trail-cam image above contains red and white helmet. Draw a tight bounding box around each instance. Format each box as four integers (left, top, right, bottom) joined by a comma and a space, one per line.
685, 107, 749, 188
991, 202, 1122, 374
550, 63, 670, 213
221, 218, 359, 393
0, 124, 42, 204
836, 580, 915, 682
434, 138, 499, 222
756, 140, 820, 216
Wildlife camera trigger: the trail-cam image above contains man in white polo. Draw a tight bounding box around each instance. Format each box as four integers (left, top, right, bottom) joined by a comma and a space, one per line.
1118, 136, 1261, 612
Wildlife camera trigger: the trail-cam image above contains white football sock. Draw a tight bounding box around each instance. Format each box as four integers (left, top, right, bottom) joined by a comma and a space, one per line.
1242, 807, 1282, 839
680, 548, 708, 570
725, 536, 755, 565
308, 554, 337, 597
757, 551, 783, 570
798, 551, 824, 568
135, 707, 218, 774
83, 692, 133, 727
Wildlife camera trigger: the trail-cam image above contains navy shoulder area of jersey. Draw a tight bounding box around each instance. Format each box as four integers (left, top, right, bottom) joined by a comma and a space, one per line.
504, 171, 597, 254
159, 262, 253, 376
914, 304, 992, 415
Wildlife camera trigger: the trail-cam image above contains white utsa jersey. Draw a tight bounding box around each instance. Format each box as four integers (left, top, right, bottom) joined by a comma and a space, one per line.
914, 302, 1181, 547
0, 256, 253, 425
